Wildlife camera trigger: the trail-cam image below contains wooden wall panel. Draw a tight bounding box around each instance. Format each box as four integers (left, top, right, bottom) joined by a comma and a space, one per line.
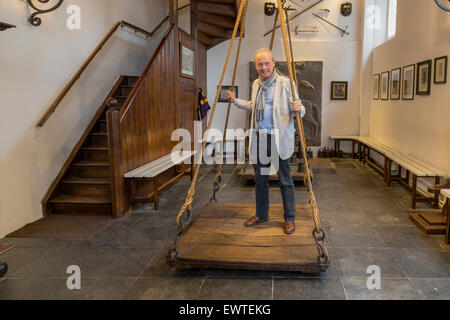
120, 29, 178, 173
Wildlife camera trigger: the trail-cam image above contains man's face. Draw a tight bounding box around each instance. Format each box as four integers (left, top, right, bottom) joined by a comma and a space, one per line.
255, 52, 275, 81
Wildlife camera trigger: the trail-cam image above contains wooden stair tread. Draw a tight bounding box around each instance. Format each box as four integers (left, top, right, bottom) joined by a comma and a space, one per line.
409, 213, 446, 235
72, 161, 110, 167
50, 195, 111, 204
61, 177, 110, 185
90, 132, 107, 136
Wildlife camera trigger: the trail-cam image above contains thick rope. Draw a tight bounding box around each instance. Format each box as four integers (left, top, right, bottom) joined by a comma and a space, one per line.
276, 0, 322, 234
176, 0, 249, 228
213, 1, 248, 193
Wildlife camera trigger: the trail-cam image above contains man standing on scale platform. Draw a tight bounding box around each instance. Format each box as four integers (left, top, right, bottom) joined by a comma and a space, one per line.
228, 48, 305, 234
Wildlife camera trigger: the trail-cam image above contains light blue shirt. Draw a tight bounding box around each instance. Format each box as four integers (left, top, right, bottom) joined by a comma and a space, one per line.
255, 80, 275, 133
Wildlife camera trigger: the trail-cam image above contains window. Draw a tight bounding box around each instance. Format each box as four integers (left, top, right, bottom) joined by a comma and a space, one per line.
387, 0, 397, 39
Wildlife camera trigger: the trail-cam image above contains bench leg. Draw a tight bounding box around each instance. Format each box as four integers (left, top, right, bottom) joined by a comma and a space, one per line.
411, 174, 418, 209
434, 176, 441, 209
362, 146, 367, 165
358, 143, 362, 161
384, 157, 388, 183
445, 198, 449, 245
386, 158, 392, 187
337, 140, 341, 158
397, 165, 402, 179
153, 178, 159, 211
405, 170, 410, 184
130, 180, 136, 209
190, 155, 194, 181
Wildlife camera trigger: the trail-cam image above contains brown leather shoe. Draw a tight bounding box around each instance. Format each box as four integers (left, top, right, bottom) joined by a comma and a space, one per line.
284, 221, 296, 234
245, 216, 269, 227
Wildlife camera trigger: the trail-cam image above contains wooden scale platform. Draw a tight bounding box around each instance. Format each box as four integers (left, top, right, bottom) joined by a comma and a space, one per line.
167, 0, 329, 274
167, 202, 329, 273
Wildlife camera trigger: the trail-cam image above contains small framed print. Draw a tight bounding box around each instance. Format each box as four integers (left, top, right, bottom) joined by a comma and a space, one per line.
402, 64, 415, 100
434, 56, 447, 84
380, 71, 389, 100
390, 68, 401, 100
373, 74, 380, 100
416, 59, 432, 95
331, 81, 348, 100
218, 86, 238, 102
180, 43, 194, 79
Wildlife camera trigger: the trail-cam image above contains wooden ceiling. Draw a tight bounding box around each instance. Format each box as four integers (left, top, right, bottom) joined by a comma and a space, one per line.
196, 0, 240, 48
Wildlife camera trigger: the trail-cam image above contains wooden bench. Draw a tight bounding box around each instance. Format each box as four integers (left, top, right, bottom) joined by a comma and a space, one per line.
330, 136, 447, 209
124, 151, 195, 210
443, 189, 450, 244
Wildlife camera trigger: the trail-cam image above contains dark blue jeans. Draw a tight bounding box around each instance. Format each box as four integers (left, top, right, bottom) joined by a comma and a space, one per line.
253, 133, 296, 222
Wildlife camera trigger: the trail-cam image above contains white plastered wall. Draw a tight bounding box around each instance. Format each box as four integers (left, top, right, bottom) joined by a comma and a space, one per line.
0, 0, 169, 238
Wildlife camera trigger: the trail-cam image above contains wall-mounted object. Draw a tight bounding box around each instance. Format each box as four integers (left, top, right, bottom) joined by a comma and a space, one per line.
380, 71, 389, 100
265, 2, 276, 16
341, 2, 352, 16
373, 74, 380, 100
402, 64, 415, 100
312, 12, 349, 37
416, 60, 432, 95
27, 0, 65, 27
435, 0, 450, 12
0, 21, 16, 31
218, 86, 238, 103
390, 68, 401, 100
331, 81, 348, 101
434, 56, 448, 84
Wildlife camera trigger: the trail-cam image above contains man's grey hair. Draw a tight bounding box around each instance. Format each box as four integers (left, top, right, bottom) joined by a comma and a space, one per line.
254, 48, 275, 63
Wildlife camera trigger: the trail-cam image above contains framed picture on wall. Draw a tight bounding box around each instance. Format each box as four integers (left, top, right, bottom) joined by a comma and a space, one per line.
373, 74, 380, 100
416, 59, 432, 95
434, 56, 447, 84
380, 71, 389, 100
218, 86, 238, 102
330, 81, 348, 100
390, 68, 401, 100
402, 64, 415, 100
180, 43, 194, 79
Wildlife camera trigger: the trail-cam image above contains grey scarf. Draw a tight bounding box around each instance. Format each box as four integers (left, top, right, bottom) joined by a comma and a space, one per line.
255, 70, 279, 122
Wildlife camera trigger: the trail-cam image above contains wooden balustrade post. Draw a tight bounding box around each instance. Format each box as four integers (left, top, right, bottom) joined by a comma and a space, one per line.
107, 109, 125, 218
445, 198, 449, 245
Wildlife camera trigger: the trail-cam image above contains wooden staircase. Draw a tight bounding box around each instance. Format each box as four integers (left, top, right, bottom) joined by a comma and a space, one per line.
44, 76, 139, 216
197, 0, 239, 48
